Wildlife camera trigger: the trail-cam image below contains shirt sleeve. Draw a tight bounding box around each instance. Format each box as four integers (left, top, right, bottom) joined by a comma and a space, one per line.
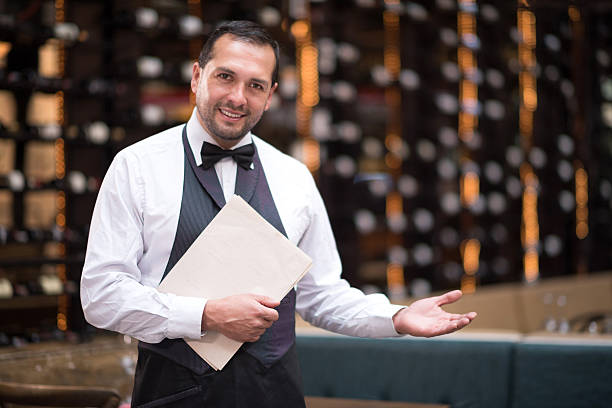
295, 172, 405, 338
80, 150, 206, 343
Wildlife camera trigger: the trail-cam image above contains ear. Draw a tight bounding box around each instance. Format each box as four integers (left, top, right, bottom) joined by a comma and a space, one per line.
263, 82, 278, 111
190, 62, 201, 95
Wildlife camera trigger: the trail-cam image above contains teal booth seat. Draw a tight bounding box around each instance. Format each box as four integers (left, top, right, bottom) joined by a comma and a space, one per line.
296, 335, 516, 408
511, 339, 612, 408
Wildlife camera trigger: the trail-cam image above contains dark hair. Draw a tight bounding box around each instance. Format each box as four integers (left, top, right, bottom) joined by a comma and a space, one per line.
198, 20, 280, 86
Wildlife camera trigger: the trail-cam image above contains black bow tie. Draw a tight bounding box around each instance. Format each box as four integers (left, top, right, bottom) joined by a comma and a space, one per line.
201, 141, 255, 170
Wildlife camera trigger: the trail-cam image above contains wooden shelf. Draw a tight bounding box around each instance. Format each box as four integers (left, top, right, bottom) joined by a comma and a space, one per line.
0, 295, 59, 310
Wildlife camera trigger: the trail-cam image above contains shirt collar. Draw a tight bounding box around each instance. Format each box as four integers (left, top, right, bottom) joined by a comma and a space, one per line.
186, 107, 253, 166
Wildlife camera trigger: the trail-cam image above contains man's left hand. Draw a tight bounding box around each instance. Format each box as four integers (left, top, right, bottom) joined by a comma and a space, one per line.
392, 290, 477, 337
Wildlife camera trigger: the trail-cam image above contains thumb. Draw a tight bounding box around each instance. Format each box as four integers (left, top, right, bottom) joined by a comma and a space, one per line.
253, 294, 280, 308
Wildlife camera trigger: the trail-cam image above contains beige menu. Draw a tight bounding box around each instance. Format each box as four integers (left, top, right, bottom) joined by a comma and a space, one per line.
158, 195, 312, 370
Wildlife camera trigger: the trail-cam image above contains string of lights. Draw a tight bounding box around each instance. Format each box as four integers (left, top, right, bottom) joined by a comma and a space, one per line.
188, 0, 202, 106
517, 1, 539, 284
292, 14, 320, 173
457, 0, 479, 294
382, 0, 405, 300
54, 0, 68, 332
568, 4, 589, 276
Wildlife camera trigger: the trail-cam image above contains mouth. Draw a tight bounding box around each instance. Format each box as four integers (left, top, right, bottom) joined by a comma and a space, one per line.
218, 108, 246, 121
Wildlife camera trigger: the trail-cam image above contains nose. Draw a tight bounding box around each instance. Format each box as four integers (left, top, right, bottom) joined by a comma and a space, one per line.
226, 82, 247, 108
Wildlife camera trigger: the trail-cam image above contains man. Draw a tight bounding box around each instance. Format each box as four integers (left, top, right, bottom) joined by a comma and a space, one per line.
81, 20, 476, 407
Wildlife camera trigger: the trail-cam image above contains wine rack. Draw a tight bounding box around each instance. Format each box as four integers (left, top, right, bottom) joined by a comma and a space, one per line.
1, 0, 611, 347
0, 1, 203, 346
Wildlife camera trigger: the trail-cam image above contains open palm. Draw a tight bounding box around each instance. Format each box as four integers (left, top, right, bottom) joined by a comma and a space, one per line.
393, 290, 477, 337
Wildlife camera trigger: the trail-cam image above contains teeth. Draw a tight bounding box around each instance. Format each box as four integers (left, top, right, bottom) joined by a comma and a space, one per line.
220, 109, 242, 119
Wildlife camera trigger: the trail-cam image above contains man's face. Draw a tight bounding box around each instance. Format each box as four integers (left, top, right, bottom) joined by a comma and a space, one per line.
191, 34, 277, 149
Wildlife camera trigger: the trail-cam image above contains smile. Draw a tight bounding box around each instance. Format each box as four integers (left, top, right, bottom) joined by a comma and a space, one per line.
219, 108, 246, 119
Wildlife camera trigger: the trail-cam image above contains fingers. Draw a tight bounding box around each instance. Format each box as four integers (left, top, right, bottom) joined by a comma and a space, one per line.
260, 308, 279, 323
435, 289, 463, 306
249, 295, 279, 322
244, 329, 264, 343
447, 311, 477, 321
251, 295, 280, 322
254, 295, 281, 309
448, 313, 477, 331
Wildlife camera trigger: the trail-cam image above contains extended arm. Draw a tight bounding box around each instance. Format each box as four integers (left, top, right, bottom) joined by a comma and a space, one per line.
295, 171, 476, 338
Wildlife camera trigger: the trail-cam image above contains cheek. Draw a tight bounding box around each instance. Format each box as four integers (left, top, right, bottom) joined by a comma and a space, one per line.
250, 94, 271, 112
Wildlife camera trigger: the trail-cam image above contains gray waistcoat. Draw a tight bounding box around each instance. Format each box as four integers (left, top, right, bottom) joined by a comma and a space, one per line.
138, 126, 297, 375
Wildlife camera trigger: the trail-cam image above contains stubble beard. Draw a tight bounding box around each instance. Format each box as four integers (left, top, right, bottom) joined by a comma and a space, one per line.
197, 101, 262, 143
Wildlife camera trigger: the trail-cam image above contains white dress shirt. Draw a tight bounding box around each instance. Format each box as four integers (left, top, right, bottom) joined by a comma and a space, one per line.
81, 109, 403, 343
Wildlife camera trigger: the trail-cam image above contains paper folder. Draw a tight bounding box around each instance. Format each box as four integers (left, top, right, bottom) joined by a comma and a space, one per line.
157, 195, 312, 370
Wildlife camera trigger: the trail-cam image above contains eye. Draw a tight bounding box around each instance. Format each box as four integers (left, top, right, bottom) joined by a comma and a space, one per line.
250, 82, 265, 91
217, 72, 232, 80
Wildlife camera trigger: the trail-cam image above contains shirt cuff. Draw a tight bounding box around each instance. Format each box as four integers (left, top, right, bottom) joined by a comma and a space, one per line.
166, 294, 207, 340
363, 302, 406, 337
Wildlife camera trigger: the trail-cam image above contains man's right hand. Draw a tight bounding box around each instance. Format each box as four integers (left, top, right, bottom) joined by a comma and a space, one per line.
201, 294, 280, 342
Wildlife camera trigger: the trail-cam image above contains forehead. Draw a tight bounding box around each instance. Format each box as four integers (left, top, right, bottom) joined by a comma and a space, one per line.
208, 34, 276, 81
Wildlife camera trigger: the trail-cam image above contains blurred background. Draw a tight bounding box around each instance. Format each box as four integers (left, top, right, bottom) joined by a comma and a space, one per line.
0, 0, 611, 347
1, 1, 612, 407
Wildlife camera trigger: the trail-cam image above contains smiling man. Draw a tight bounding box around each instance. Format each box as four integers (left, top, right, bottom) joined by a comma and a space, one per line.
81, 21, 476, 408
192, 32, 276, 147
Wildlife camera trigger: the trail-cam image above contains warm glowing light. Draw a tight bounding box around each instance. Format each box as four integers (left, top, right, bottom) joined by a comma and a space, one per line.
0, 42, 12, 63
296, 103, 311, 136
386, 192, 403, 216
461, 275, 476, 294
524, 250, 539, 282
458, 13, 476, 35
519, 48, 535, 69
456, 1, 480, 291
568, 5, 580, 22
575, 165, 588, 239
386, 263, 405, 287
385, 153, 401, 169
55, 138, 65, 179
459, 113, 478, 141
519, 108, 533, 140
300, 44, 319, 107
518, 9, 536, 47
55, 90, 65, 125
385, 134, 402, 153
461, 172, 480, 206
521, 165, 539, 281
383, 5, 405, 297
56, 195, 65, 210
576, 222, 588, 239
293, 13, 319, 175
460, 80, 478, 102
520, 72, 537, 111
57, 316, 67, 331
383, 11, 400, 78
55, 0, 65, 22
518, 1, 539, 282
303, 138, 320, 172
461, 239, 481, 275
291, 20, 309, 40
457, 47, 476, 74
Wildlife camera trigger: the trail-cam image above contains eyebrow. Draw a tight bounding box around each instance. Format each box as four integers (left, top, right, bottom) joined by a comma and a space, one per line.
216, 66, 270, 89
